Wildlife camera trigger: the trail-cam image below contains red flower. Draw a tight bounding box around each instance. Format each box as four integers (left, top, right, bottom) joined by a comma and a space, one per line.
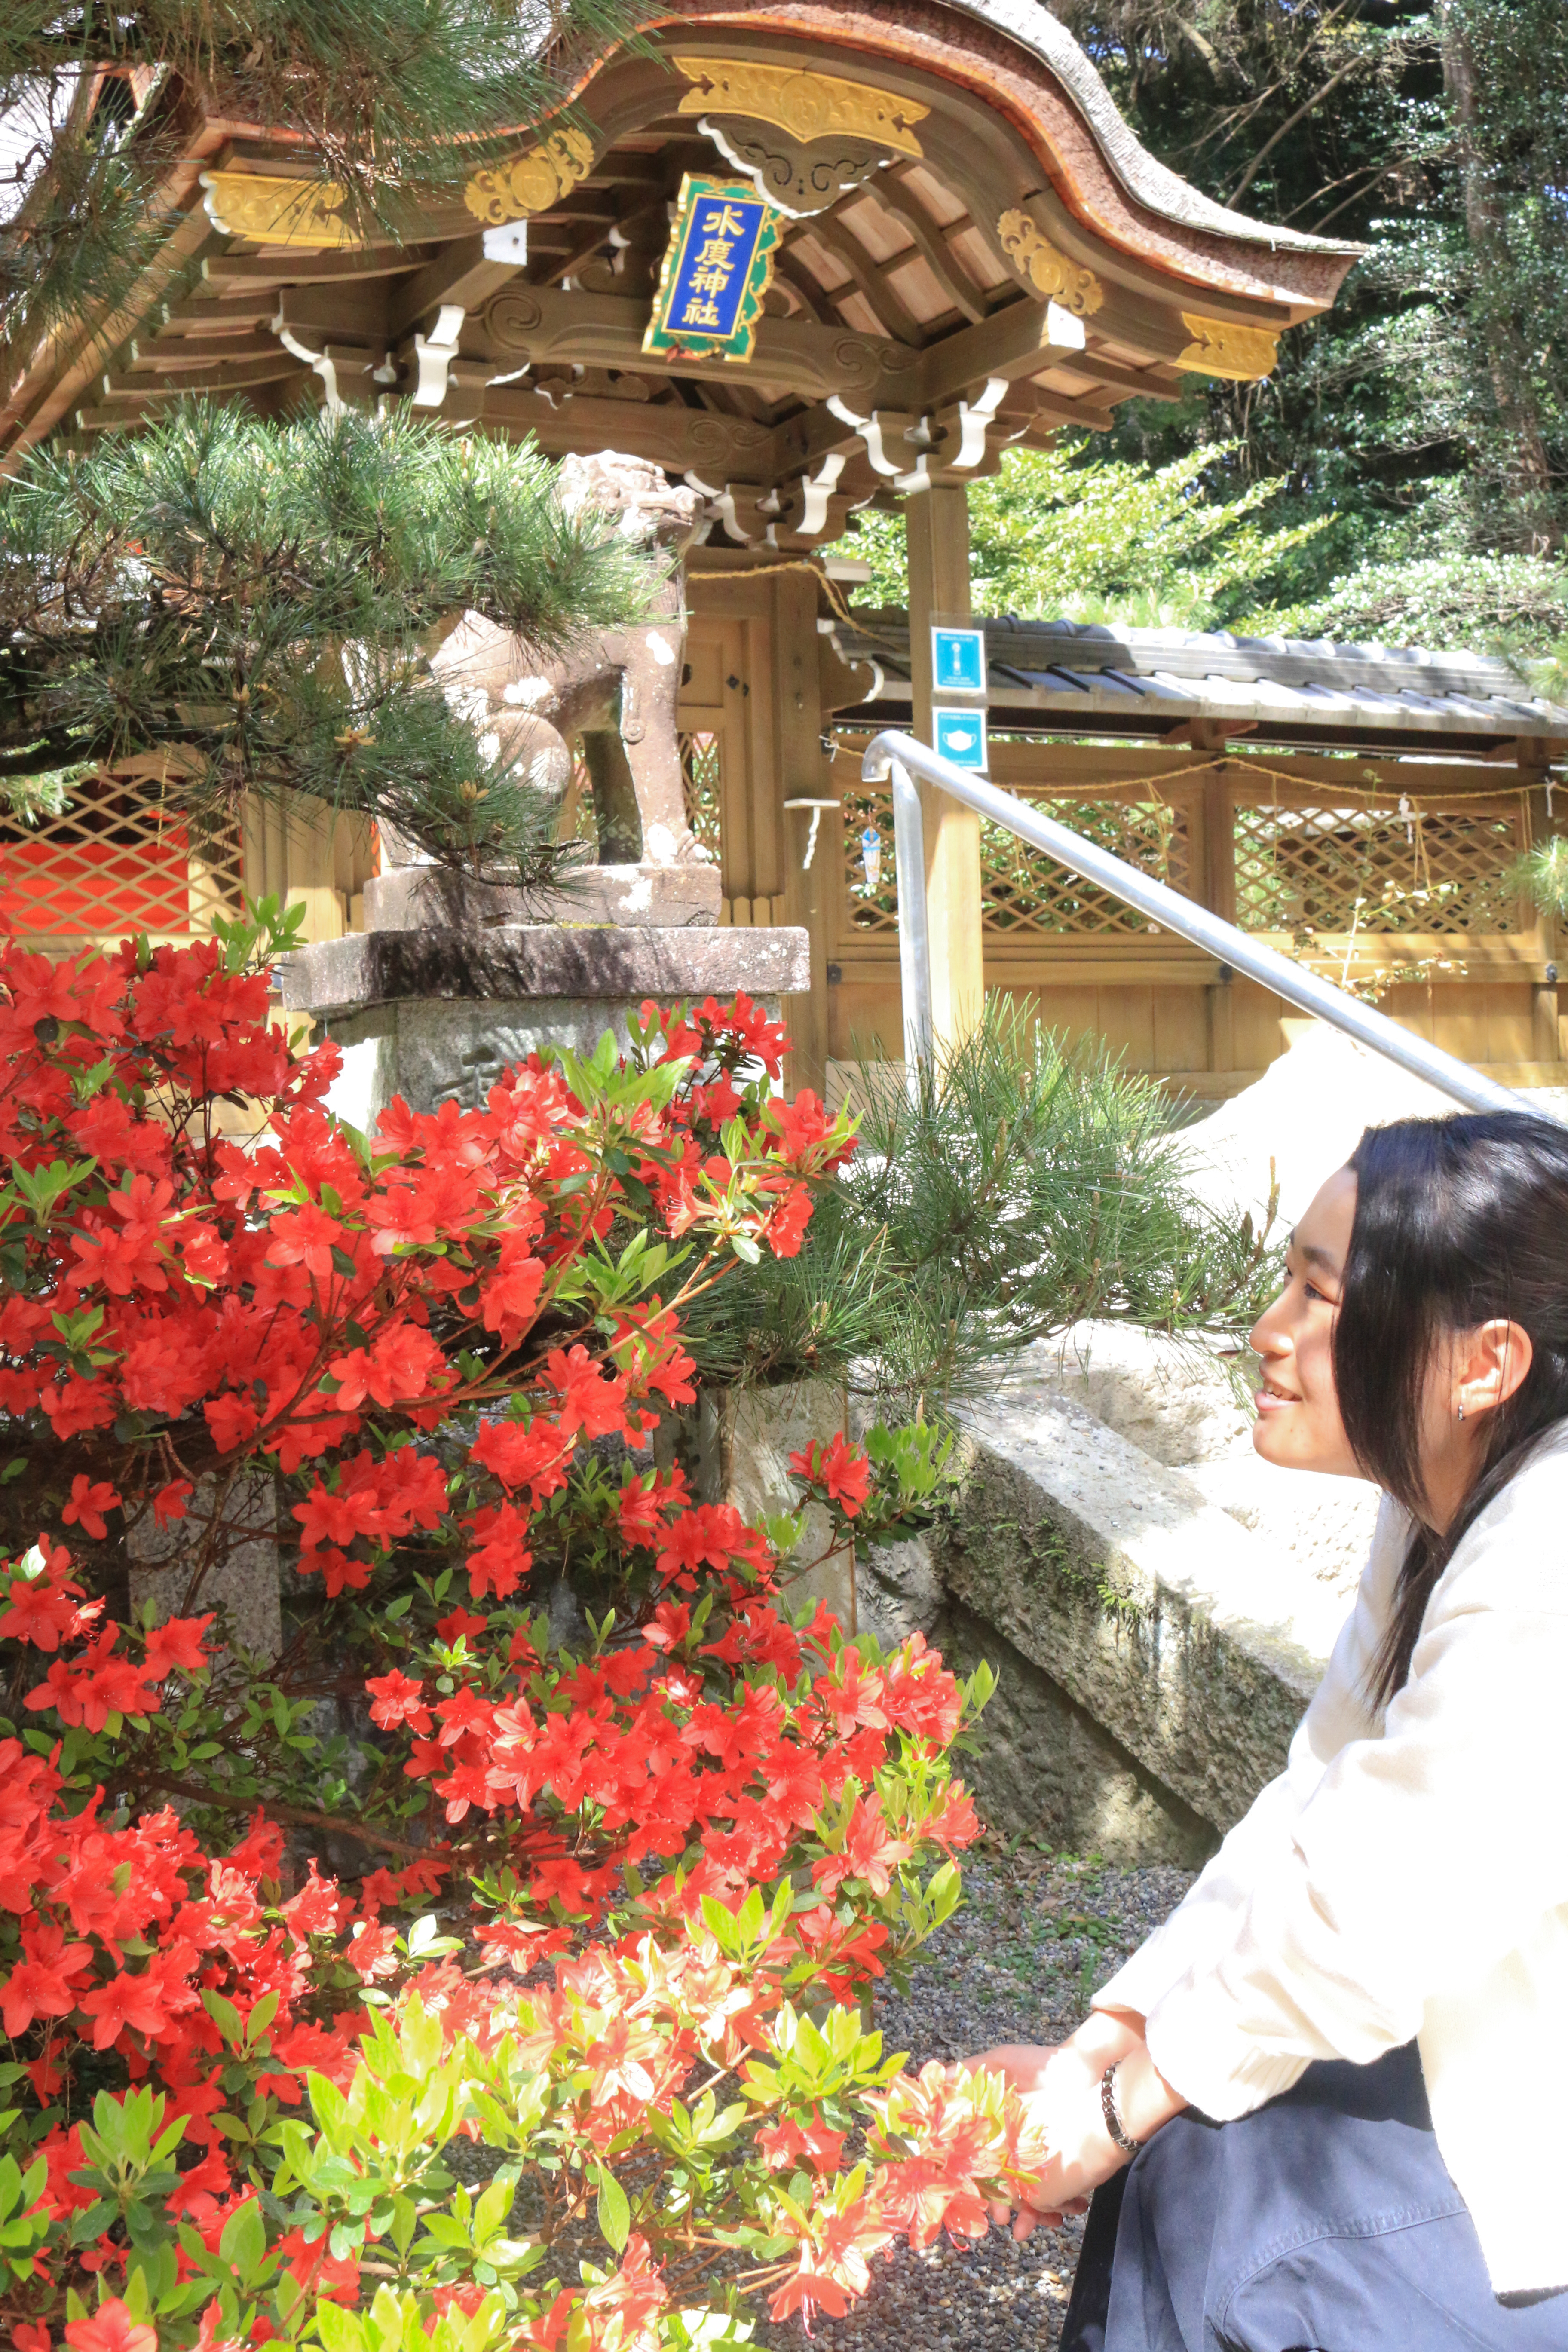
789, 1432, 873, 1518
64, 2306, 158, 2352
143, 1614, 214, 1679
152, 1479, 193, 1528
62, 1475, 121, 1541
365, 1670, 432, 1732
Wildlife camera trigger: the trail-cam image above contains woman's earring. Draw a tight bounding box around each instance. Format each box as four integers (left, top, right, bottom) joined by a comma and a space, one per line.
1457, 1400, 1466, 1421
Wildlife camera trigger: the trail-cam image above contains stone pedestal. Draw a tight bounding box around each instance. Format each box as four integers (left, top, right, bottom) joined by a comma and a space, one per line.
364, 861, 721, 932
127, 1472, 283, 1663
281, 922, 811, 1131
691, 1378, 858, 1632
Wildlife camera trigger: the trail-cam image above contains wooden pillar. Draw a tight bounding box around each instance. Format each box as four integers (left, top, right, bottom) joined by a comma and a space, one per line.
1201, 766, 1237, 1075
906, 483, 983, 1052
774, 567, 832, 1097
1533, 977, 1560, 1064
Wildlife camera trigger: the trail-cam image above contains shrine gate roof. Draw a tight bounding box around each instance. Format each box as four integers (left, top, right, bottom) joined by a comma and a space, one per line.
1, 0, 1363, 547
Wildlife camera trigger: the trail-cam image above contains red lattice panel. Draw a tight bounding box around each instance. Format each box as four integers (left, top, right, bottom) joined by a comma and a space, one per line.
0, 774, 244, 953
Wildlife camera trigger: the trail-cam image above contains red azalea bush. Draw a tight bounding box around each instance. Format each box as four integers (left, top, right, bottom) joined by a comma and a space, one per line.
0, 907, 1038, 2352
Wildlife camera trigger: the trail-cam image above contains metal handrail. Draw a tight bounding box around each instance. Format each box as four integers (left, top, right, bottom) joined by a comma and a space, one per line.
862, 728, 1532, 1117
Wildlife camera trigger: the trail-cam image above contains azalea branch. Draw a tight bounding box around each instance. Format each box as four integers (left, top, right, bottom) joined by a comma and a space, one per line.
136, 1774, 448, 1862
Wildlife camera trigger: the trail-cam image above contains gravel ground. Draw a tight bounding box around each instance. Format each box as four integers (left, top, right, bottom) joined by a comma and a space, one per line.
755, 1838, 1194, 2352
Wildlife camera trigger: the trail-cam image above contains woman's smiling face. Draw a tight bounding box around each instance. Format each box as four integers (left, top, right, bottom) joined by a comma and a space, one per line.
1249, 1166, 1365, 1478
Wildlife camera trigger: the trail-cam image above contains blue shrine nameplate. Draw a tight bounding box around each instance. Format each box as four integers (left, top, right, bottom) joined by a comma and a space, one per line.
932, 705, 989, 769
643, 175, 783, 364
931, 625, 988, 697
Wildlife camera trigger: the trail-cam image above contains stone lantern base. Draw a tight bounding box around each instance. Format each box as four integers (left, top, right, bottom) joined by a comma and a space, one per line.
280, 922, 811, 1132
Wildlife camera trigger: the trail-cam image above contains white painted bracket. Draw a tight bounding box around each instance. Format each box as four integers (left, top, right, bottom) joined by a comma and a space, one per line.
828, 395, 905, 479
783, 797, 842, 870
950, 376, 1010, 469
794, 450, 848, 535
682, 470, 754, 544
273, 313, 342, 415
411, 304, 466, 408
1046, 300, 1088, 350
482, 220, 529, 264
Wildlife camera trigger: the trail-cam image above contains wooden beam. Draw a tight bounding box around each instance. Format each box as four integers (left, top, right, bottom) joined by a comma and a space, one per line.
906, 484, 983, 1051
158, 293, 279, 333
1016, 383, 1119, 432
878, 166, 987, 325
805, 211, 934, 350
470, 283, 921, 410
200, 247, 434, 288
2, 159, 227, 465
774, 251, 832, 324
916, 296, 1072, 408
1074, 349, 1184, 404
385, 235, 519, 340
129, 331, 285, 369
540, 220, 617, 288
95, 353, 302, 397
1164, 718, 1258, 750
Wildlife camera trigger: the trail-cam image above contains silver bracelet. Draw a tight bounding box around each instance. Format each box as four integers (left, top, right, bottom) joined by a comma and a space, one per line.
1100, 2061, 1143, 2157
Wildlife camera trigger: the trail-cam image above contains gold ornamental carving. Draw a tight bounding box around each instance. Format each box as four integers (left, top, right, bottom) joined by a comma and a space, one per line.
996, 211, 1104, 315
463, 125, 596, 227
199, 171, 360, 250
672, 56, 928, 156
1176, 313, 1280, 380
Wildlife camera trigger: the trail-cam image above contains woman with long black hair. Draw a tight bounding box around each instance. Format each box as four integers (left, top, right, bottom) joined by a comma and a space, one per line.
977, 1111, 1568, 2347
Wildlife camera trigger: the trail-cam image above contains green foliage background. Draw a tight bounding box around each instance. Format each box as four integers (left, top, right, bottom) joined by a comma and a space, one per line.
852, 0, 1568, 657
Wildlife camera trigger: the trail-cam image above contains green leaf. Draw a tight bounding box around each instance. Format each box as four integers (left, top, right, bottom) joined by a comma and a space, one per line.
219, 2196, 266, 2278
595, 2163, 630, 2254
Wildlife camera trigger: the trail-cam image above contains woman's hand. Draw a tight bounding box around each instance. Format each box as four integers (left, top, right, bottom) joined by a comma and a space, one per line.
1006, 2042, 1129, 2237
968, 2041, 1116, 2233
966, 2012, 1187, 2239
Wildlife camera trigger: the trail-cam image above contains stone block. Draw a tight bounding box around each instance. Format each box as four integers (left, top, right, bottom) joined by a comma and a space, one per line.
935, 1602, 1217, 1868
126, 1472, 282, 1662
363, 862, 722, 931
691, 1379, 857, 1630
280, 923, 810, 1021
1036, 1325, 1380, 1598
858, 1530, 945, 1650
279, 923, 812, 1130
948, 1382, 1345, 1838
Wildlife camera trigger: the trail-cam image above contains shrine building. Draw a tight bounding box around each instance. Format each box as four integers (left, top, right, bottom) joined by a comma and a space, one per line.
15, 6, 1562, 1099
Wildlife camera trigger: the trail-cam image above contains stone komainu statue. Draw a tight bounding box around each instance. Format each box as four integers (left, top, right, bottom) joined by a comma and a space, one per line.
430, 450, 706, 879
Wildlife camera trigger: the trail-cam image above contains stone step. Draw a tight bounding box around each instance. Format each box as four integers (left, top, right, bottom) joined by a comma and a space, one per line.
950, 1381, 1346, 1831
857, 1373, 1351, 1863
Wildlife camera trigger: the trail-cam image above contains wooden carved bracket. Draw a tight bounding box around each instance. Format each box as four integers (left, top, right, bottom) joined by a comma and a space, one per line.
1176, 314, 1280, 380
200, 172, 359, 250
463, 126, 597, 229
996, 211, 1105, 315
672, 57, 928, 152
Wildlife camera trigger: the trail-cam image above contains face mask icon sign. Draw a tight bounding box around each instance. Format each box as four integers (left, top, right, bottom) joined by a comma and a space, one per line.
932, 706, 988, 769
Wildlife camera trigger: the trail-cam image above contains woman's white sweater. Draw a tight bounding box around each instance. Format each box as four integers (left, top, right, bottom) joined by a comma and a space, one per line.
1093, 1422, 1568, 2298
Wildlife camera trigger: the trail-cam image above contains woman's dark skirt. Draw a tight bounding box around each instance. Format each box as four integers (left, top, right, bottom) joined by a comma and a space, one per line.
1060, 2043, 1565, 2351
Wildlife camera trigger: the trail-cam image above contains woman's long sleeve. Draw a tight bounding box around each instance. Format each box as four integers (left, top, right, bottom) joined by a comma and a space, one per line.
1091, 1492, 1397, 2032
1138, 1464, 1568, 2120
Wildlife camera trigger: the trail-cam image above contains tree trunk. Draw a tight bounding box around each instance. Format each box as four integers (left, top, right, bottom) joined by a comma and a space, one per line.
1439, 0, 1559, 550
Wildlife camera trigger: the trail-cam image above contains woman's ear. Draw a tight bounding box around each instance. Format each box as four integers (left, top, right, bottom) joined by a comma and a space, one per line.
1454, 1318, 1534, 1421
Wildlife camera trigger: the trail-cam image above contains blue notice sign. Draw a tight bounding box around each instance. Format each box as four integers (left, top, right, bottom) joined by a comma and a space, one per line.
931, 624, 987, 696
932, 705, 988, 770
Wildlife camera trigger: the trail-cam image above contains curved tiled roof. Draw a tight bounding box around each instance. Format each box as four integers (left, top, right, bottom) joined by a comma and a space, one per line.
944, 0, 1357, 254
825, 613, 1568, 755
